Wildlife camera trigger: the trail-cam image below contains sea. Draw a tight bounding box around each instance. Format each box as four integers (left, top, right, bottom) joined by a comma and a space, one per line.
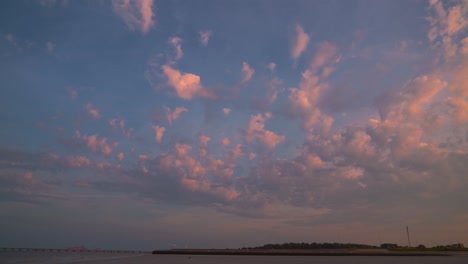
2, 251, 468, 264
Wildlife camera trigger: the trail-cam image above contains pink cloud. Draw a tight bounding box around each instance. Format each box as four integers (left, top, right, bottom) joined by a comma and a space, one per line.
46, 41, 55, 53
198, 135, 211, 157
267, 62, 276, 72
461, 37, 468, 55
109, 118, 133, 138
427, 0, 468, 57
222, 137, 230, 146
244, 113, 285, 149
175, 143, 192, 158
402, 75, 447, 119
117, 152, 124, 162
180, 177, 239, 201
199, 30, 212, 46
66, 87, 77, 99
112, 0, 155, 34
109, 118, 118, 129
165, 106, 188, 125
249, 152, 256, 161
230, 144, 244, 162
152, 125, 166, 144
199, 135, 211, 146
139, 154, 149, 161
223, 108, 231, 115
309, 41, 339, 74
162, 64, 214, 100
291, 24, 310, 62
84, 103, 100, 119
66, 155, 93, 168
241, 62, 254, 83
169, 37, 183, 62
75, 130, 118, 156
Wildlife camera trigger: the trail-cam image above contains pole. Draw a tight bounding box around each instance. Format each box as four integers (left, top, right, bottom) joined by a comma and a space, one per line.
406, 226, 411, 247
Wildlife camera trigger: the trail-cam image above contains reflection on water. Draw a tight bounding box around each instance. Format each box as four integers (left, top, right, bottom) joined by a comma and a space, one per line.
0, 251, 143, 264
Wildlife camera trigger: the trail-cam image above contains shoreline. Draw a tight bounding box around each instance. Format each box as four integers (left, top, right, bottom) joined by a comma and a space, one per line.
152, 249, 453, 256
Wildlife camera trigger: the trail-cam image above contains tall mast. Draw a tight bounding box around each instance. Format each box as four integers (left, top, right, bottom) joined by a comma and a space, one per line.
406, 226, 411, 247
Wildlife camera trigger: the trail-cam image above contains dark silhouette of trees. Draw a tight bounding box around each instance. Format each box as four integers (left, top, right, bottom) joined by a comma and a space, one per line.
249, 242, 378, 250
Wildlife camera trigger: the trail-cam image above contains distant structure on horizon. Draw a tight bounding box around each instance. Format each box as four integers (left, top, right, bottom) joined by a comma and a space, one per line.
66, 245, 87, 251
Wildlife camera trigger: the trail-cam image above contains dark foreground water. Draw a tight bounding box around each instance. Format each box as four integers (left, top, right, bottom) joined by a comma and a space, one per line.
2, 251, 468, 264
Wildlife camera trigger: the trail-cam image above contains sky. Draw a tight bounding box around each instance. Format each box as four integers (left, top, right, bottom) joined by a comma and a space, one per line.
0, 0, 467, 250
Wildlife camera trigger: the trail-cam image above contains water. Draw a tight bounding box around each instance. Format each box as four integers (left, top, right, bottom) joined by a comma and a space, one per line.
1, 252, 468, 264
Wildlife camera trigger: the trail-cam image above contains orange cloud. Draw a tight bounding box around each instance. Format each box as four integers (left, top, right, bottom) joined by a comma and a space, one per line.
112, 0, 155, 34
162, 64, 214, 100
291, 24, 310, 62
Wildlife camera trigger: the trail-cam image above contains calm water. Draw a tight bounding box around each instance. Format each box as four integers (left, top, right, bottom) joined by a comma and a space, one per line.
2, 252, 468, 264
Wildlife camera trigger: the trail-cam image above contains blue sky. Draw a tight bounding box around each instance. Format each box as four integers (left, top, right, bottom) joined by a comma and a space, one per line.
1, 0, 467, 250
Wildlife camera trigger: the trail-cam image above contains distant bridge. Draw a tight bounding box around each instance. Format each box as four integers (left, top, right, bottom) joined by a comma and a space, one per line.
0, 248, 150, 254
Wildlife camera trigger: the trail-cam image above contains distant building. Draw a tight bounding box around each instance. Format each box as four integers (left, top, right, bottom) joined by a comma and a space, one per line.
450, 243, 464, 249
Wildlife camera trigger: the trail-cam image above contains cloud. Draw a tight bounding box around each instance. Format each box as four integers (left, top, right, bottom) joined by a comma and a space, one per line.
152, 125, 166, 144
241, 62, 254, 83
309, 41, 339, 74
223, 108, 231, 115
244, 113, 285, 149
198, 135, 211, 157
199, 135, 211, 146
112, 0, 155, 34
165, 106, 188, 125
75, 131, 118, 156
66, 155, 93, 168
287, 72, 330, 131
66, 87, 77, 99
427, 0, 468, 57
181, 177, 239, 201
222, 138, 230, 146
267, 62, 276, 72
46, 41, 55, 53
169, 37, 183, 62
109, 118, 133, 138
161, 64, 214, 100
199, 30, 212, 46
291, 24, 310, 62
117, 152, 124, 162
84, 103, 100, 119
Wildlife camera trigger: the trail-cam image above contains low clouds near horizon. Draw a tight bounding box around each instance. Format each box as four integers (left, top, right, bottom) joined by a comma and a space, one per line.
0, 0, 467, 250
